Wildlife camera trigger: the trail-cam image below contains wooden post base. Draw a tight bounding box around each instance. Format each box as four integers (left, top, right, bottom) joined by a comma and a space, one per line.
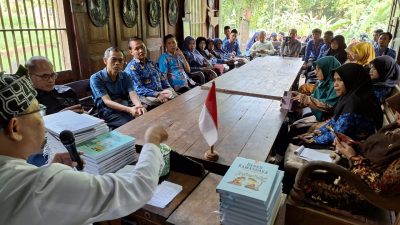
204, 150, 219, 161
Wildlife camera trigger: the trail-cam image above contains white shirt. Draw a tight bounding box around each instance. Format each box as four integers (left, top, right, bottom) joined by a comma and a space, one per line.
0, 143, 163, 225
249, 40, 276, 57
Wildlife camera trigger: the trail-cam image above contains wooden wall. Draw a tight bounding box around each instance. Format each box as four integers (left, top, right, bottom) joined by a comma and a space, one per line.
66, 0, 187, 82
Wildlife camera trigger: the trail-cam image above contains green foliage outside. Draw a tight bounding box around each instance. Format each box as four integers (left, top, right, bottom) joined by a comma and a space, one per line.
0, 1, 67, 73
220, 0, 392, 42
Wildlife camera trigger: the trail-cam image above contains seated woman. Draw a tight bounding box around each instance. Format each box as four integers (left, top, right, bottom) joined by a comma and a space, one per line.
211, 38, 228, 59
293, 56, 341, 122
345, 42, 375, 69
245, 31, 260, 56
299, 63, 383, 146
303, 112, 400, 212
182, 36, 218, 82
370, 55, 400, 103
326, 35, 347, 64
196, 36, 226, 76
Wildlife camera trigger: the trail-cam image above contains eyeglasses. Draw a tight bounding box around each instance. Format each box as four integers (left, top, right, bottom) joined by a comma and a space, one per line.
32, 73, 58, 81
16, 104, 47, 117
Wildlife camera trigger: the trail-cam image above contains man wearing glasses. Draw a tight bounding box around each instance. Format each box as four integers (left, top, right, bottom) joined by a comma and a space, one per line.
0, 73, 168, 225
27, 56, 83, 115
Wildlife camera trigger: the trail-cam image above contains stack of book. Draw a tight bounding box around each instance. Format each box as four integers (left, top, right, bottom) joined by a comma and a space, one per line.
77, 131, 137, 175
43, 110, 109, 144
216, 157, 284, 225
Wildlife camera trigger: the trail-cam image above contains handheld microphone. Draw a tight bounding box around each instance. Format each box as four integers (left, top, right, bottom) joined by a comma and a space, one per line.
59, 130, 84, 171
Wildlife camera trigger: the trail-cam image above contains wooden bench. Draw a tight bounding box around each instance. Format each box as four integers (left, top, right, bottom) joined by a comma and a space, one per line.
285, 86, 400, 225
383, 85, 400, 126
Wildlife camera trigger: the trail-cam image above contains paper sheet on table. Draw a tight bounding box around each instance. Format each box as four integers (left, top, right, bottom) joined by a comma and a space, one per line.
147, 181, 183, 208
295, 145, 332, 162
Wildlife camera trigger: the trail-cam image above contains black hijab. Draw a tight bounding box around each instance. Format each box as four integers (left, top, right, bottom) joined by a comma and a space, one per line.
333, 63, 383, 129
196, 36, 208, 59
327, 35, 347, 64
370, 55, 400, 87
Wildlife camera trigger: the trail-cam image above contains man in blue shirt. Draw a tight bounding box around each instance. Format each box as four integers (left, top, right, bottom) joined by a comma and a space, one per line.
303, 28, 324, 64
159, 34, 202, 93
125, 37, 177, 108
90, 47, 145, 129
372, 29, 383, 49
223, 29, 242, 56
375, 32, 397, 60
317, 30, 333, 59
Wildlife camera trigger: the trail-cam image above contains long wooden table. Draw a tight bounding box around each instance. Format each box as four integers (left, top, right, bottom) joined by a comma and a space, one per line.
118, 86, 286, 173
202, 56, 303, 100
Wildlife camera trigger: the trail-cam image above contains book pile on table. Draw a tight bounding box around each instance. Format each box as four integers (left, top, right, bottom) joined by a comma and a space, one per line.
77, 130, 137, 175
216, 157, 284, 225
43, 110, 109, 144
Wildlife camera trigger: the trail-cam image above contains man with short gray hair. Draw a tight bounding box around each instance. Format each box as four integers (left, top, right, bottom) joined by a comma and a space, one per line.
90, 47, 145, 129
27, 56, 83, 115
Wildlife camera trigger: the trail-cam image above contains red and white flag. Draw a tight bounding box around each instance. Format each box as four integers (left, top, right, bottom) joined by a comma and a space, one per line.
199, 82, 218, 146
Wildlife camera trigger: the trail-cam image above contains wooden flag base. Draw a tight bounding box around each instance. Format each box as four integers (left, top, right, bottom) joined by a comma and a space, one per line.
204, 150, 219, 161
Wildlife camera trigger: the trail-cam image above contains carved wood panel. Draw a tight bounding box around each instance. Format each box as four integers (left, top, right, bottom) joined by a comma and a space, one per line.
141, 0, 164, 62
69, 0, 198, 81
114, 0, 141, 63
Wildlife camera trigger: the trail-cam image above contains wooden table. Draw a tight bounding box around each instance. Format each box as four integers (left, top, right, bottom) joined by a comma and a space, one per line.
118, 87, 286, 173
202, 56, 303, 100
166, 173, 287, 225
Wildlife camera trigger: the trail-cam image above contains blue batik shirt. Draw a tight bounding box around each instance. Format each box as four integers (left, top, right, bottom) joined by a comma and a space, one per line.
317, 44, 330, 60
158, 52, 190, 91
373, 85, 393, 104
125, 58, 171, 97
374, 47, 397, 60
313, 113, 377, 145
222, 39, 242, 56
90, 68, 134, 108
303, 39, 324, 62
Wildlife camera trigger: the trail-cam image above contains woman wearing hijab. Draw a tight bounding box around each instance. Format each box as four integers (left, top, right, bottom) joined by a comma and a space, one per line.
303, 112, 400, 212
293, 56, 341, 122
300, 63, 383, 145
196, 36, 226, 75
212, 38, 229, 59
370, 56, 400, 103
245, 31, 260, 56
246, 32, 260, 52
327, 35, 347, 64
182, 36, 218, 81
345, 42, 375, 67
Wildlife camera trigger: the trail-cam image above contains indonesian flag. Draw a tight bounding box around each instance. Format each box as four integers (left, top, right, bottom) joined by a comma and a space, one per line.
199, 82, 218, 146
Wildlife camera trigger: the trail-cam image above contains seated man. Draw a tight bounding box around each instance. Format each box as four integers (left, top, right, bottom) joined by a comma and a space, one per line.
249, 30, 276, 58
317, 30, 334, 59
159, 34, 202, 93
375, 32, 396, 59
280, 28, 302, 57
125, 37, 177, 108
0, 72, 168, 225
90, 47, 145, 129
303, 28, 324, 68
26, 56, 83, 115
222, 29, 242, 56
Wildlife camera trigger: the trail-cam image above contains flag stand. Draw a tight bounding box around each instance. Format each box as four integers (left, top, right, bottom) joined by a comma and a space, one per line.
204, 145, 219, 161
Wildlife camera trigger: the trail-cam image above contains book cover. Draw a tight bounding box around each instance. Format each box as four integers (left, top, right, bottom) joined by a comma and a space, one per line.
77, 131, 135, 160
43, 110, 100, 135
216, 157, 279, 204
